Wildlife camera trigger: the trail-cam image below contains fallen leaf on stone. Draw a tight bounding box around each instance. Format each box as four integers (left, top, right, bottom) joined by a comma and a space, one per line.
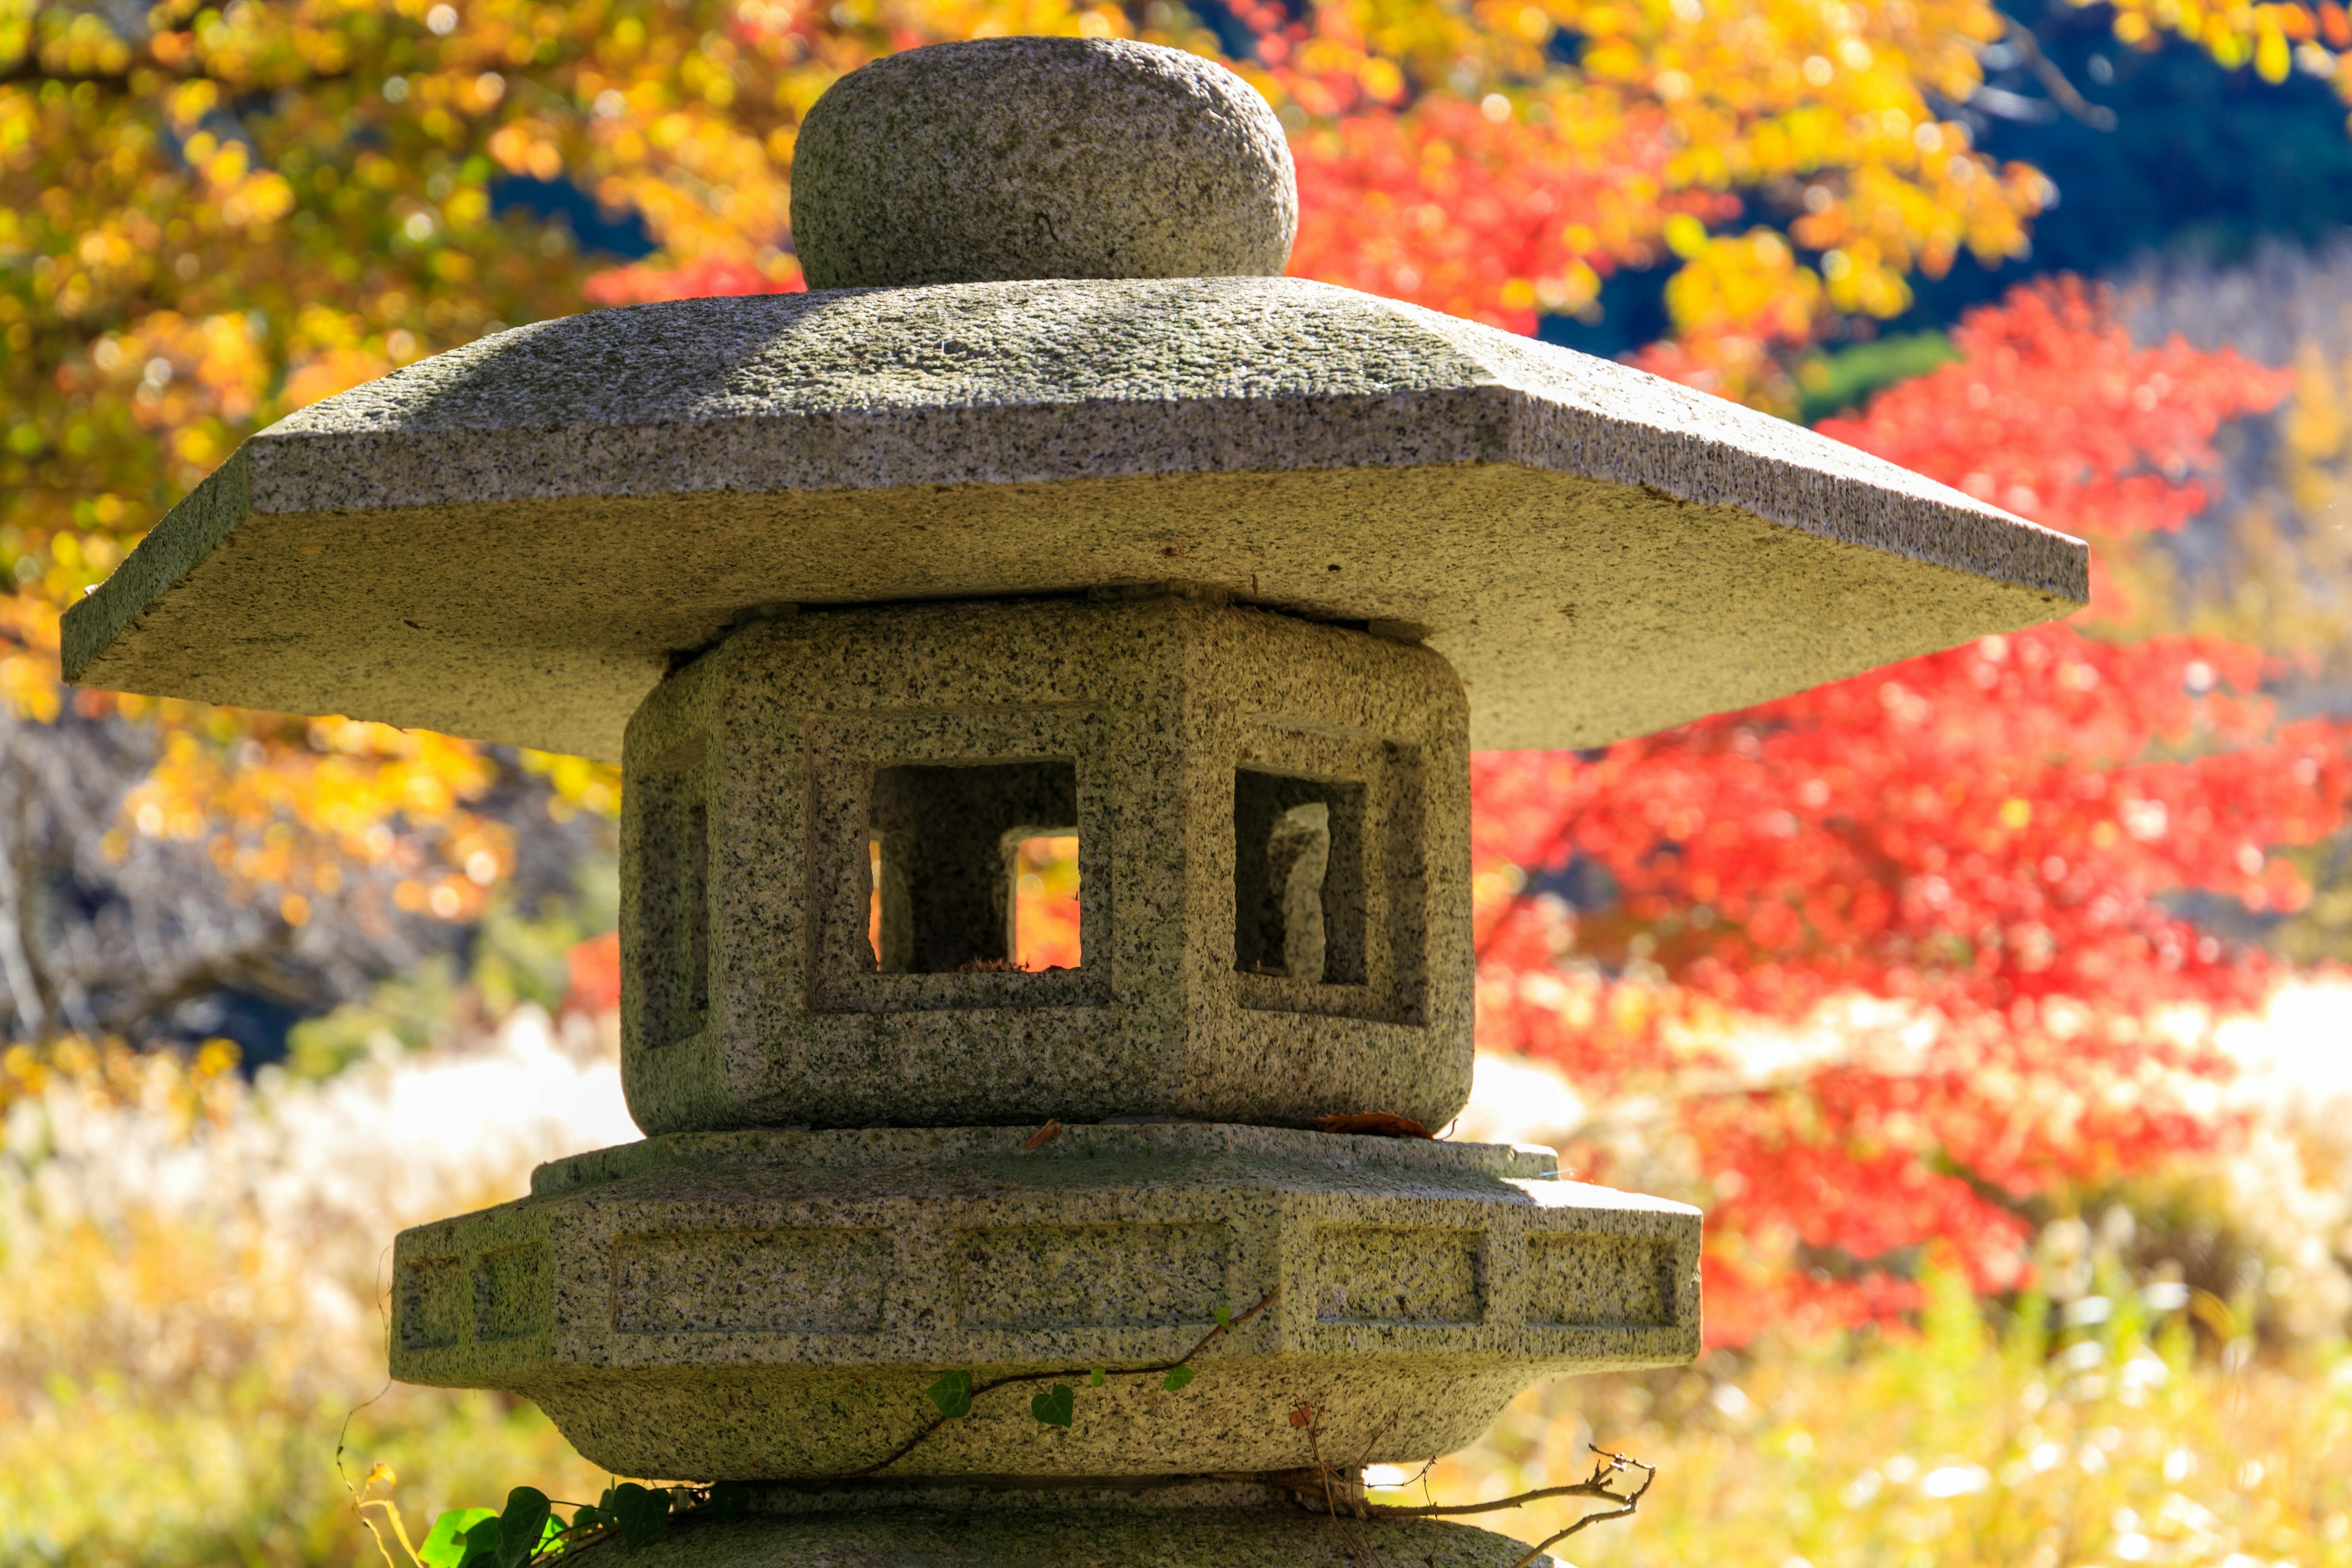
1022, 1119, 1063, 1150
1315, 1111, 1433, 1139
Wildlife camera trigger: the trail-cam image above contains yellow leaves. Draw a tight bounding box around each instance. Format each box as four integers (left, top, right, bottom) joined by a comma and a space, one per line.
1665, 225, 1825, 345
30, 5, 133, 77
2282, 344, 2346, 467
2101, 0, 2342, 80
218, 167, 294, 228
166, 78, 218, 129
520, 749, 620, 821
2255, 19, 2293, 76
1358, 54, 1406, 100
443, 186, 489, 226
0, 649, 61, 722
112, 708, 510, 925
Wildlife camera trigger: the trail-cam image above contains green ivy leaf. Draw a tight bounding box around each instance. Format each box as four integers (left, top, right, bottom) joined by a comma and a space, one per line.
1088, 1367, 1106, 1387
567, 1507, 608, 1539
496, 1487, 552, 1568
926, 1370, 975, 1419
1162, 1365, 1196, 1393
708, 1483, 752, 1523
418, 1509, 498, 1568
609, 1483, 672, 1550
1031, 1383, 1076, 1427
456, 1518, 503, 1568
1213, 1305, 1232, 1325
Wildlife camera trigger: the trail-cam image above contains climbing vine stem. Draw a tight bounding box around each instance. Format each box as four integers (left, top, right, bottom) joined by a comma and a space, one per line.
847, 1286, 1283, 1477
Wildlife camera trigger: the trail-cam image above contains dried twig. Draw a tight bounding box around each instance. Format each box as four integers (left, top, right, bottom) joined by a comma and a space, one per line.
1360, 1474, 1646, 1518
1494, 1450, 1657, 1568
844, 1288, 1279, 1477
1294, 1404, 1389, 1568
1256, 1441, 1654, 1568
1998, 17, 2118, 130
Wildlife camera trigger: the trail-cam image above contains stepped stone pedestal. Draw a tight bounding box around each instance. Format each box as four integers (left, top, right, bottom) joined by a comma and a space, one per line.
61, 31, 2089, 1567
393, 1124, 1697, 1480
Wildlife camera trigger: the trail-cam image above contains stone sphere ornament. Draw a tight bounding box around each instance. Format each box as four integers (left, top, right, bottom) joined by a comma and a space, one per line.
790, 37, 1300, 288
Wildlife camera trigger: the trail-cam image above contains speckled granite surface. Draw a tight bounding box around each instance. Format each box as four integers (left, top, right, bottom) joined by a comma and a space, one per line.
790, 37, 1295, 289
62, 276, 2086, 760
616, 597, 1471, 1136
612, 1506, 1560, 1568
390, 1123, 1700, 1480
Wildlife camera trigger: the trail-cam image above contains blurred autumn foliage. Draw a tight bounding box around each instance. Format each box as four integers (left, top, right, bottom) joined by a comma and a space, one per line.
1474, 281, 2352, 1341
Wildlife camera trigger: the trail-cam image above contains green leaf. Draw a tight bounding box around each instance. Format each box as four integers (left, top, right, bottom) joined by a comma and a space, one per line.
707, 1483, 751, 1523
1031, 1383, 1076, 1427
1213, 1305, 1232, 1325
496, 1487, 552, 1568
455, 1518, 503, 1568
925, 1370, 975, 1419
609, 1483, 671, 1550
1088, 1367, 1106, 1387
567, 1507, 608, 1538
1162, 1365, 1196, 1393
418, 1510, 498, 1568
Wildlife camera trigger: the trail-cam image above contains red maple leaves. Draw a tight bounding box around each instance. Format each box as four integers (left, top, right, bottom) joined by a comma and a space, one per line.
1472, 282, 2342, 1338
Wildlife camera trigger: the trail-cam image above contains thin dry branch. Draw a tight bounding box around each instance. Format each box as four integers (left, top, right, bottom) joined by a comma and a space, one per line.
1362, 1476, 1642, 1518
1999, 18, 2118, 130
1496, 1450, 1658, 1568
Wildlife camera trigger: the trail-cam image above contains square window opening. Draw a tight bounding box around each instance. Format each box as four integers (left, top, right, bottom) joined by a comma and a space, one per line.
1235, 769, 1365, 985
867, 761, 1080, 974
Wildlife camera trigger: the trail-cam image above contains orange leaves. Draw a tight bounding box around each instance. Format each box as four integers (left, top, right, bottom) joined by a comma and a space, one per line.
2101, 0, 2347, 94
1260, 0, 2055, 404
1286, 89, 1731, 333
488, 121, 565, 181
581, 252, 801, 306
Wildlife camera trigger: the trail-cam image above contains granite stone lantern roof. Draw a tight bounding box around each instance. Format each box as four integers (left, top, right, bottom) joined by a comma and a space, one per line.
61, 37, 2086, 762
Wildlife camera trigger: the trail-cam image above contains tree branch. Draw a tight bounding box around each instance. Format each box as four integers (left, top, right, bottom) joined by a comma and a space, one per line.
1997, 18, 2117, 130
1496, 1450, 1657, 1568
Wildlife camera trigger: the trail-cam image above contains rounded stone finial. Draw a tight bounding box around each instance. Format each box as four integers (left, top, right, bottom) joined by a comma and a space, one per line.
789, 37, 1298, 290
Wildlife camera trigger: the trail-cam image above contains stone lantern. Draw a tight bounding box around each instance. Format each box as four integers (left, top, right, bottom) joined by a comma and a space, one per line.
64, 34, 2087, 1568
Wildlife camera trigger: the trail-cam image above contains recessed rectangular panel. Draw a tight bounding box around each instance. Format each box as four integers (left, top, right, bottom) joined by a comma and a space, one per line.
399, 1255, 465, 1349
473, 1245, 549, 1342
1314, 1226, 1483, 1324
1526, 1233, 1676, 1328
612, 1227, 889, 1334
955, 1223, 1227, 1329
